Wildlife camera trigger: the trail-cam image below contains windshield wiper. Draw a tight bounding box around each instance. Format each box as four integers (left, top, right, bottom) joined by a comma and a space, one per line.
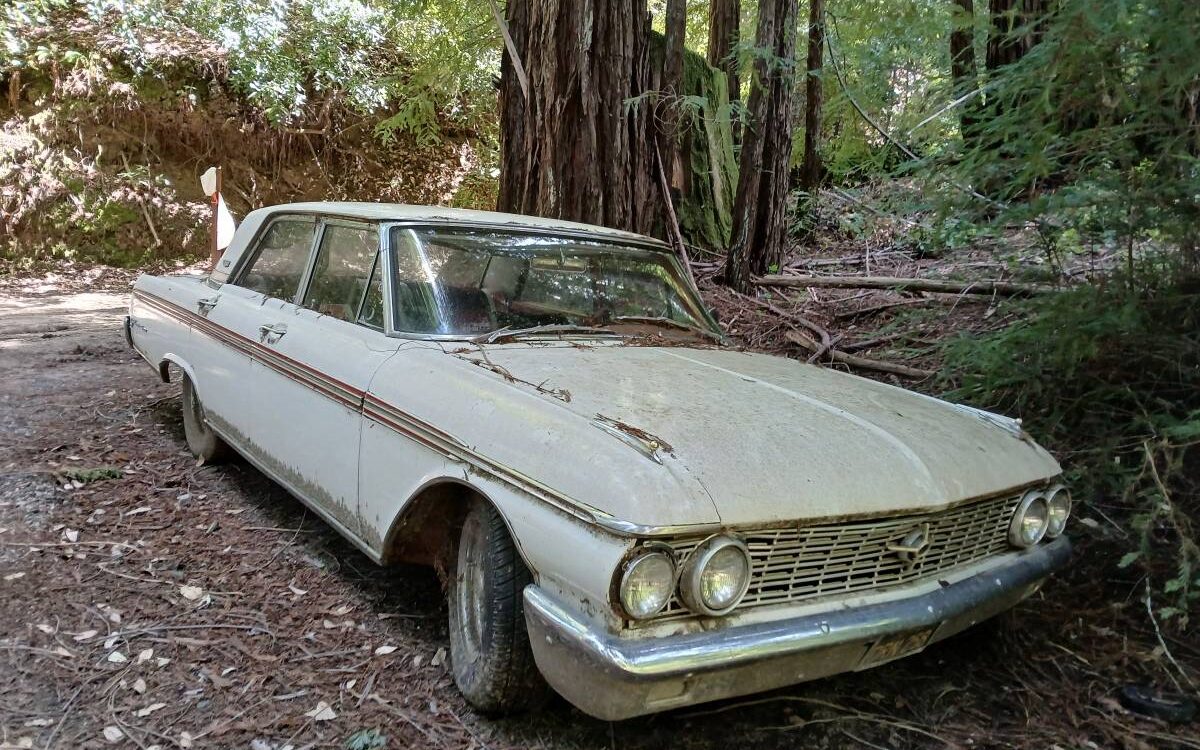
472, 324, 623, 344
609, 315, 724, 342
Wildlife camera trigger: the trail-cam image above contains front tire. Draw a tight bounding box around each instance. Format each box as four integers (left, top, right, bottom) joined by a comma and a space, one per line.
448, 501, 547, 715
180, 374, 229, 464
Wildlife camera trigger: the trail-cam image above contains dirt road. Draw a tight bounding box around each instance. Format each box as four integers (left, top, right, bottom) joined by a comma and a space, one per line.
1, 275, 1194, 749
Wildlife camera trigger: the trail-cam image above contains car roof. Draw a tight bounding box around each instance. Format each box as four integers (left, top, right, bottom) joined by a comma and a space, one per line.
209, 202, 670, 285
271, 202, 664, 244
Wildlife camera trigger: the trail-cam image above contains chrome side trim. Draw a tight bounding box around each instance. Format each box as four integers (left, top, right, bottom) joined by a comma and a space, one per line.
524, 537, 1071, 720
131, 289, 628, 535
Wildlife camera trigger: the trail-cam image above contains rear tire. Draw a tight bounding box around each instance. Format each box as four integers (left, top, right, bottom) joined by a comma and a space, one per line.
181, 374, 229, 464
448, 500, 547, 715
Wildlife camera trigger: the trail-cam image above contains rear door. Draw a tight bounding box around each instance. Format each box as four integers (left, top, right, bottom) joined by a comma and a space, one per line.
233, 218, 398, 544
191, 215, 318, 444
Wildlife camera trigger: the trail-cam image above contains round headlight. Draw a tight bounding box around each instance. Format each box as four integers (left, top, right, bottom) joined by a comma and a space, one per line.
1009, 491, 1050, 548
680, 536, 751, 616
1045, 485, 1070, 538
618, 550, 676, 620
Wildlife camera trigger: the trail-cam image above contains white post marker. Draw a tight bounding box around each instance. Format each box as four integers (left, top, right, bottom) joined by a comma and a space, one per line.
200, 166, 236, 269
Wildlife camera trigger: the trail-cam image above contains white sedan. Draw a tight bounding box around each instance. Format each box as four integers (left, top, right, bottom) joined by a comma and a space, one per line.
126, 202, 1071, 720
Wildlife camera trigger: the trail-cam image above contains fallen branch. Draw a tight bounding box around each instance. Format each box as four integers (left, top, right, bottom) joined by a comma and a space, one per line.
840, 331, 908, 352
488, 0, 529, 100
757, 274, 1053, 297
733, 291, 833, 363
785, 330, 934, 379
833, 298, 930, 321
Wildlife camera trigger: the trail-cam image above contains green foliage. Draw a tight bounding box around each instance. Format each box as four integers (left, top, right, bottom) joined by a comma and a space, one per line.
4, 0, 498, 139
61, 466, 124, 483
940, 272, 1200, 622
344, 728, 387, 750
944, 0, 1200, 262
818, 0, 962, 182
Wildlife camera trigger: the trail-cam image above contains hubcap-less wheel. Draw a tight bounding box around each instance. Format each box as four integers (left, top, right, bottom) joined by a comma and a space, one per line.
447, 501, 547, 715
180, 374, 228, 464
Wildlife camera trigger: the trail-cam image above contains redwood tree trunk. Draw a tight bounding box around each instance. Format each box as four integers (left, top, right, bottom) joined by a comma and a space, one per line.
706, 0, 741, 102
722, 0, 799, 292
986, 0, 1048, 72
949, 0, 979, 138
661, 0, 687, 191
799, 0, 825, 191
498, 0, 657, 235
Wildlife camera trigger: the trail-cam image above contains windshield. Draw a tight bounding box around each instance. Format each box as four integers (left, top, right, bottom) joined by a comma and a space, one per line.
387, 227, 719, 340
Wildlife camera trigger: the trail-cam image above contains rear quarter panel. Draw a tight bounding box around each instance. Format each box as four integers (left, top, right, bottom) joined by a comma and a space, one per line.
129, 274, 211, 379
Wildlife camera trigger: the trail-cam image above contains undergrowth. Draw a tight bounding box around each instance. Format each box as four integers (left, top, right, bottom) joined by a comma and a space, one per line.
940, 266, 1200, 625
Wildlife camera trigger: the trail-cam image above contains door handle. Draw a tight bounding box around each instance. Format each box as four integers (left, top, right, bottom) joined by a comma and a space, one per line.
197, 297, 218, 315
258, 322, 288, 343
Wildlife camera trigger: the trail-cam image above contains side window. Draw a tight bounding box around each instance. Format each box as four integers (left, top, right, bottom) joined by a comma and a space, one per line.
301, 223, 380, 323
236, 218, 315, 300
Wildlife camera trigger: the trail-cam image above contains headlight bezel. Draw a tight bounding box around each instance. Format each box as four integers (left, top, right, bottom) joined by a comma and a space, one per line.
1044, 484, 1071, 538
1008, 490, 1050, 548
616, 545, 677, 621
679, 535, 752, 617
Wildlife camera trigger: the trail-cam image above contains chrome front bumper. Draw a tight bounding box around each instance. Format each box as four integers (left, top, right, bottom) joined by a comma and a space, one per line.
524, 537, 1070, 720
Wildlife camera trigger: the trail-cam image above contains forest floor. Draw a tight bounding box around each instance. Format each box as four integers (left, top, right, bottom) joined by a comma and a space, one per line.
1, 260, 1198, 750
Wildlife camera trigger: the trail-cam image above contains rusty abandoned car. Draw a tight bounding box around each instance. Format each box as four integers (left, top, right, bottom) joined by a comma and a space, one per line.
126, 202, 1071, 719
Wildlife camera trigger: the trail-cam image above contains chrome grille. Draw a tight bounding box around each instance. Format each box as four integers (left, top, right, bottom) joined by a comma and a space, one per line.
660, 492, 1020, 617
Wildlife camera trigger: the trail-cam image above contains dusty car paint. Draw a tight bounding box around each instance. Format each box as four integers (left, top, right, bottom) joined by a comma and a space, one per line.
128, 202, 1069, 720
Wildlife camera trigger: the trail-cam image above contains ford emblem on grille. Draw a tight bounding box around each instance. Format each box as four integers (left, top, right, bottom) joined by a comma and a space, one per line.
887, 523, 932, 570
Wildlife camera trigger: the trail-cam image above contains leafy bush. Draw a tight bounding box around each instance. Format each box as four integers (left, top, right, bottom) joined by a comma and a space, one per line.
940, 269, 1200, 623
943, 0, 1200, 267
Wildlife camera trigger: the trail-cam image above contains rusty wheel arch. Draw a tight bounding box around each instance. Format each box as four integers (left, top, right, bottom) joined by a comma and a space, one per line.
380, 479, 537, 583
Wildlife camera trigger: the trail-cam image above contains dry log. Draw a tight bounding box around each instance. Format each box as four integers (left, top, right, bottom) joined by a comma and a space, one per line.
756, 274, 1053, 296
784, 330, 934, 379
733, 290, 832, 362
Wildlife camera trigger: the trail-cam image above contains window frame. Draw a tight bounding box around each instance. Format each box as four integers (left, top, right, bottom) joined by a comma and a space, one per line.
228, 213, 320, 302
295, 218, 383, 328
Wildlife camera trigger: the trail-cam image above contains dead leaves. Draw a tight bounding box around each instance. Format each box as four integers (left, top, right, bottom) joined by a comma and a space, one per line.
304, 701, 337, 722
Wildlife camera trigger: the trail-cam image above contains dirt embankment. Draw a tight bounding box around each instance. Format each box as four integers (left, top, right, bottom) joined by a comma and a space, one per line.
0, 273, 1196, 749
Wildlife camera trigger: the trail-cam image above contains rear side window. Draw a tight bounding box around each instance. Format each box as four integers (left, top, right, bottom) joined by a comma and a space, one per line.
237, 219, 315, 300
301, 223, 380, 323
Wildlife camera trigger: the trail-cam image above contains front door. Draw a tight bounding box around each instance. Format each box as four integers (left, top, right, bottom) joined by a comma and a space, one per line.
232, 219, 397, 543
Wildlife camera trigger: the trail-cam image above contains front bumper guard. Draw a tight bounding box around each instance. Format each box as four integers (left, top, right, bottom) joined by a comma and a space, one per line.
524, 537, 1071, 720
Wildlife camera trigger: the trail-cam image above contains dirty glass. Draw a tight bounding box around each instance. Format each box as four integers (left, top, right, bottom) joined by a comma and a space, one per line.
301, 223, 380, 323
388, 227, 717, 338
237, 218, 315, 300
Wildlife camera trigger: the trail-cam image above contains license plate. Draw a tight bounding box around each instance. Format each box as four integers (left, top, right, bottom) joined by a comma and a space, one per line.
859, 626, 937, 668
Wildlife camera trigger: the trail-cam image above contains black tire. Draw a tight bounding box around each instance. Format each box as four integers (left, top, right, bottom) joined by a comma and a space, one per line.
181, 374, 229, 464
448, 501, 547, 715
1118, 685, 1197, 723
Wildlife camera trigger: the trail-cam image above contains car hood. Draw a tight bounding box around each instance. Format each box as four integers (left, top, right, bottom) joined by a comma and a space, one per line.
446, 343, 1060, 529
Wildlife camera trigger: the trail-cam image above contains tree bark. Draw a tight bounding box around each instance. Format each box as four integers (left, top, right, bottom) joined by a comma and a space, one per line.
722, 0, 798, 292
949, 0, 979, 139
706, 0, 740, 103
799, 0, 825, 191
497, 0, 658, 235
986, 0, 1049, 72
660, 0, 687, 191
